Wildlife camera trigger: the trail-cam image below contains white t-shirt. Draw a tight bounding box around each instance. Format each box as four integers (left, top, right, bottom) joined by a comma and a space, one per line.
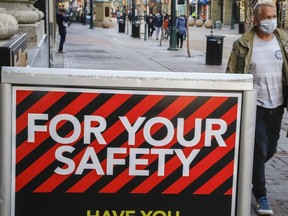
249, 34, 283, 108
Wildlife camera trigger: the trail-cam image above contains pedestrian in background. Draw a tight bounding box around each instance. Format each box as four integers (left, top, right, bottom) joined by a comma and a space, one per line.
192, 11, 197, 19
122, 11, 127, 21
153, 12, 163, 40
93, 11, 96, 23
226, 1, 288, 215
183, 15, 187, 40
163, 14, 169, 40
146, 13, 155, 38
176, 14, 186, 48
56, 8, 70, 53
128, 11, 132, 23
81, 12, 85, 24
116, 11, 121, 24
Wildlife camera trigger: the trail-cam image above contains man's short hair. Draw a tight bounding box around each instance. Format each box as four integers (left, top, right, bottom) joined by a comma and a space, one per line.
253, 0, 276, 19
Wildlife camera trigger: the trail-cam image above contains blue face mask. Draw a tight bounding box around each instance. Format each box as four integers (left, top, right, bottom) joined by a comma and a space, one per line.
259, 18, 277, 34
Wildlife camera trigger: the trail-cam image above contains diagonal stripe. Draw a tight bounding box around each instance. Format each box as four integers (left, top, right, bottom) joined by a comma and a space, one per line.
16, 90, 33, 105
162, 134, 235, 194
33, 93, 132, 193
224, 188, 232, 195
100, 97, 230, 193
193, 160, 234, 194
16, 92, 99, 164
33, 149, 107, 193
16, 92, 101, 192
98, 95, 165, 144
16, 91, 67, 135
161, 104, 238, 194
31, 93, 141, 192
16, 145, 59, 192
131, 103, 238, 194
66, 96, 194, 193
17, 93, 131, 192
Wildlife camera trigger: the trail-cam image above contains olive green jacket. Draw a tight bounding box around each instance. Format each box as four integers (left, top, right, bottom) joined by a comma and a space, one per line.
226, 26, 288, 89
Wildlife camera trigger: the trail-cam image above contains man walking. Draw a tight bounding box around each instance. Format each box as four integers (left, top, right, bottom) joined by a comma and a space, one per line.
226, 1, 288, 215
146, 13, 155, 38
56, 8, 69, 53
153, 12, 163, 40
176, 14, 187, 48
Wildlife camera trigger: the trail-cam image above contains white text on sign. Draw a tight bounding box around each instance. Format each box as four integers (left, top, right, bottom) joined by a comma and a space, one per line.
27, 114, 228, 176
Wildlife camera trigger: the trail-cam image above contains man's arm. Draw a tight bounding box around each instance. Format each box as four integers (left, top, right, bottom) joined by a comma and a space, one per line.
226, 42, 238, 73
226, 40, 246, 74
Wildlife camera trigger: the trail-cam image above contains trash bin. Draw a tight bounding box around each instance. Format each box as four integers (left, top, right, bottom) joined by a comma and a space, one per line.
205, 35, 225, 65
132, 21, 140, 38
239, 22, 245, 34
118, 19, 125, 33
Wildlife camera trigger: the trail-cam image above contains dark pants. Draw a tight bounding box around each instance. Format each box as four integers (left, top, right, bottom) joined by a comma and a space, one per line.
148, 25, 154, 37
177, 33, 184, 48
252, 105, 284, 199
59, 28, 67, 52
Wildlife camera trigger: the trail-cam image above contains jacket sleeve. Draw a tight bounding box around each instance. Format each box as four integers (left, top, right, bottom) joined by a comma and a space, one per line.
226, 41, 238, 73
63, 16, 69, 23
226, 40, 246, 74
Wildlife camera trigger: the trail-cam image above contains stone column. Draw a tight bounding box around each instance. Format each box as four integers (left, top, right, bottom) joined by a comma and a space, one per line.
0, 7, 18, 39
0, 0, 40, 23
28, 0, 44, 20
223, 0, 232, 25
0, 0, 45, 47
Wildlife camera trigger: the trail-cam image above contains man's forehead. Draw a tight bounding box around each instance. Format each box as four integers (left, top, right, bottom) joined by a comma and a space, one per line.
260, 5, 276, 12
260, 5, 276, 16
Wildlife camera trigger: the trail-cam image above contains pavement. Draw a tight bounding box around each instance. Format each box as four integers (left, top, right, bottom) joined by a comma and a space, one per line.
52, 19, 288, 216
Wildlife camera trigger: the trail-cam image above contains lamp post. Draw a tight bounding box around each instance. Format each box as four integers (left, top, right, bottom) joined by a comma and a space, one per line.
83, 0, 87, 25
168, 0, 178, 50
131, 0, 137, 37
144, 10, 147, 41
89, 0, 94, 29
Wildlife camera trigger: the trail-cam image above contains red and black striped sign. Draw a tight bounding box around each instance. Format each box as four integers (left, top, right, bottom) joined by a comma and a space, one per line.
13, 87, 241, 216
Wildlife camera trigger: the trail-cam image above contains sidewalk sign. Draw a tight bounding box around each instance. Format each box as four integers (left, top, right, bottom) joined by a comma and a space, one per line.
0, 67, 256, 216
